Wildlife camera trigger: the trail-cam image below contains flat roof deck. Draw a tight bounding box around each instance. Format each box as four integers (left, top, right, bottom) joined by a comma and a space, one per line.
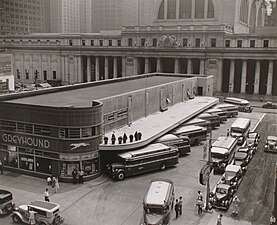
6, 76, 185, 107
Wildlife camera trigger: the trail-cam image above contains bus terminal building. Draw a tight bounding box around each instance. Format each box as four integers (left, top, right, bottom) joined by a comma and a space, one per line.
0, 73, 214, 181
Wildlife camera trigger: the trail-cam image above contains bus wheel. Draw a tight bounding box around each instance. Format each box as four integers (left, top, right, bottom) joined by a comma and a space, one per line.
117, 171, 125, 180
160, 163, 166, 170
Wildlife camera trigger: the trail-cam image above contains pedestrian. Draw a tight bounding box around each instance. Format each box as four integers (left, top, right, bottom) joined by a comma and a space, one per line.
232, 196, 240, 215
129, 134, 134, 142
178, 196, 183, 216
104, 136, 108, 144
174, 199, 179, 219
29, 209, 36, 225
111, 132, 116, 145
0, 159, 3, 175
118, 136, 123, 144
270, 216, 276, 224
217, 214, 223, 225
227, 129, 230, 137
197, 190, 203, 201
196, 198, 204, 215
51, 176, 55, 188
44, 188, 50, 202
79, 169, 84, 184
72, 168, 77, 184
138, 132, 142, 140
53, 177, 60, 194
123, 133, 128, 143
134, 131, 138, 141
46, 176, 52, 186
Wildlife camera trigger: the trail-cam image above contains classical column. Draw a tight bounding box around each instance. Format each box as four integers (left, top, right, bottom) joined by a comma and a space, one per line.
65, 56, 69, 83
174, 58, 180, 73
254, 60, 260, 94
61, 56, 64, 81
78, 56, 82, 83
267, 60, 274, 95
176, 0, 180, 19
133, 57, 138, 75
187, 59, 192, 74
113, 57, 118, 78
229, 59, 235, 93
217, 59, 223, 92
156, 58, 162, 73
47, 54, 51, 80
122, 57, 126, 77
87, 56, 91, 82
104, 57, 109, 80
200, 59, 205, 74
145, 57, 149, 74
164, 0, 168, 19
95, 56, 100, 81
29, 54, 33, 81
241, 60, 247, 93
57, 55, 61, 79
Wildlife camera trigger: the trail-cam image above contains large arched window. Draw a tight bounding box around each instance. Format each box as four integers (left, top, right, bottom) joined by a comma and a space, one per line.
157, 0, 215, 20
239, 0, 249, 23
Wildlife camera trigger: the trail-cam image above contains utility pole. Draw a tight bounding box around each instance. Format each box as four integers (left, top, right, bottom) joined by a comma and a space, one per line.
205, 131, 212, 211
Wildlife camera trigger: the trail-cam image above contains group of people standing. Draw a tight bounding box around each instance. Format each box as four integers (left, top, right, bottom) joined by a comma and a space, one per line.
46, 176, 60, 194
104, 131, 143, 145
72, 168, 84, 184
174, 196, 183, 219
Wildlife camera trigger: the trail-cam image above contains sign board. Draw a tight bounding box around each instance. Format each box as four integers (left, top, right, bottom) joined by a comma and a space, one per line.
0, 53, 12, 76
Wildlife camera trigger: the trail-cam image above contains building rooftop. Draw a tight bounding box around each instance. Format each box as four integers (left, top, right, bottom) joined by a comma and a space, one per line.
6, 75, 186, 107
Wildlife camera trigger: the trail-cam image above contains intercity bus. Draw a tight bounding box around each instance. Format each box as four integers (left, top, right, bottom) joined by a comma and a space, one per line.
211, 136, 238, 174
223, 97, 253, 113
205, 108, 227, 123
154, 134, 191, 156
230, 118, 251, 145
197, 113, 220, 129
182, 118, 212, 131
213, 103, 239, 118
171, 125, 207, 145
106, 143, 179, 180
142, 179, 174, 225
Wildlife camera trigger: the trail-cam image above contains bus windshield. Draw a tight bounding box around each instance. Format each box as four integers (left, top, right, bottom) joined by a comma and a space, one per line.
145, 207, 165, 214
211, 152, 228, 159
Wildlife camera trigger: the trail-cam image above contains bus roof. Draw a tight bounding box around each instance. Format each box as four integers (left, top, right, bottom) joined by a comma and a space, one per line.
214, 103, 239, 109
212, 136, 237, 149
155, 134, 181, 142
211, 147, 229, 154
231, 118, 251, 129
144, 180, 173, 206
205, 108, 223, 113
118, 143, 170, 159
224, 97, 249, 105
183, 118, 206, 126
173, 125, 206, 134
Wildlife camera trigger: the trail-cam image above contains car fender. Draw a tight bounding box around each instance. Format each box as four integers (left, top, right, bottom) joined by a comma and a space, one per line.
12, 211, 26, 222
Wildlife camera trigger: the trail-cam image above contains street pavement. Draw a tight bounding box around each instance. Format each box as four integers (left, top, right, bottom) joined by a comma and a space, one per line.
0, 99, 270, 225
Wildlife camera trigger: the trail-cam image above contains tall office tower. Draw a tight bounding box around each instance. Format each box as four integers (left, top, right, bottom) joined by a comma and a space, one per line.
0, 0, 50, 35
138, 0, 157, 26
50, 0, 80, 33
91, 0, 138, 32
80, 0, 92, 33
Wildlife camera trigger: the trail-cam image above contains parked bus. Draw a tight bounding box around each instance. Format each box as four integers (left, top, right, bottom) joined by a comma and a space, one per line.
171, 125, 207, 145
143, 179, 174, 225
182, 118, 212, 131
211, 136, 238, 174
213, 103, 239, 118
205, 108, 227, 123
197, 113, 220, 129
223, 97, 253, 113
230, 118, 251, 145
154, 134, 191, 156
106, 143, 179, 180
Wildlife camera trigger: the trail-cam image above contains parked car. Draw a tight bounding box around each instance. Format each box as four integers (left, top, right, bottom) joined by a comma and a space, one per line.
265, 136, 277, 153
220, 165, 243, 190
237, 146, 254, 160
209, 183, 235, 210
262, 101, 277, 109
12, 201, 64, 225
233, 152, 250, 173
0, 190, 14, 216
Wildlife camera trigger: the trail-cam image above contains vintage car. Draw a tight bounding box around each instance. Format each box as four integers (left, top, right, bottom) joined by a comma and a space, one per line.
262, 101, 277, 109
220, 165, 243, 190
237, 146, 254, 160
233, 152, 250, 173
209, 183, 234, 210
265, 136, 277, 153
246, 132, 260, 152
0, 190, 14, 216
12, 200, 64, 225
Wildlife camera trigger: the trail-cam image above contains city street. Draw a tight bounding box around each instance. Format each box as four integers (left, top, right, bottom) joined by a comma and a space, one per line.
1, 109, 274, 225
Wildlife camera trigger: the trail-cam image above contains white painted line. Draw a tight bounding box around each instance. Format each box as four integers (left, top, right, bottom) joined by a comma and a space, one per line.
251, 113, 266, 132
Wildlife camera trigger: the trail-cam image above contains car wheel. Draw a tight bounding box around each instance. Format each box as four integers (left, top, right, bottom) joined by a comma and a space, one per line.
12, 214, 21, 223
160, 163, 166, 170
6, 203, 13, 212
117, 171, 125, 180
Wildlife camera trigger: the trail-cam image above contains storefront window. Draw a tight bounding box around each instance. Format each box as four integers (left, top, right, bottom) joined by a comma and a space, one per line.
1, 149, 18, 168
60, 162, 80, 177
83, 159, 99, 175
19, 154, 34, 171
36, 157, 52, 174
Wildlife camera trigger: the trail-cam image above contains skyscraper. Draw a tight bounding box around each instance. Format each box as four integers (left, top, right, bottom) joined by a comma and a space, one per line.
0, 0, 50, 35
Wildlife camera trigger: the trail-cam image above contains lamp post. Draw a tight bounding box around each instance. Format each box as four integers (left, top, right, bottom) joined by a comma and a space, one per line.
34, 70, 39, 90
